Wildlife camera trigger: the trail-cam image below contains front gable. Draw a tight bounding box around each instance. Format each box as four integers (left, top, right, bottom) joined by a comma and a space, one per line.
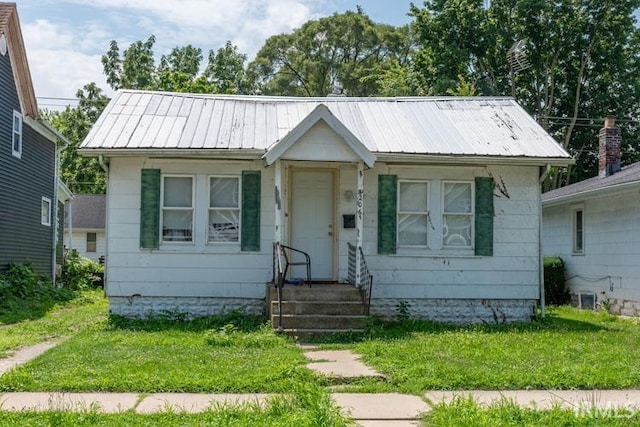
263, 104, 376, 168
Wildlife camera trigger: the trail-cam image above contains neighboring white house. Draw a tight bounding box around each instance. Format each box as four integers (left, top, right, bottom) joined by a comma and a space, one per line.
79, 90, 571, 322
64, 194, 106, 262
542, 117, 640, 316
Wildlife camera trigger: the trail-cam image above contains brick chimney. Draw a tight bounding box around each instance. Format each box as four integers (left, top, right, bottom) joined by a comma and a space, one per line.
599, 116, 621, 178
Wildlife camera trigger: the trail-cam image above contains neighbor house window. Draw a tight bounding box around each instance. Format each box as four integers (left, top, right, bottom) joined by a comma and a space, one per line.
12, 110, 22, 158
442, 182, 473, 247
161, 176, 193, 242
41, 197, 51, 226
397, 180, 429, 246
573, 206, 584, 254
208, 176, 240, 243
86, 232, 97, 253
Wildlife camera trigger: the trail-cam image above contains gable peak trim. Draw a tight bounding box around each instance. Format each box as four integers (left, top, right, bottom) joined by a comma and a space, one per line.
262, 103, 376, 168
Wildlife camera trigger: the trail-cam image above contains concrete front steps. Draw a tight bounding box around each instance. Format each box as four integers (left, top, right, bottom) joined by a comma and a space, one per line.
267, 284, 368, 338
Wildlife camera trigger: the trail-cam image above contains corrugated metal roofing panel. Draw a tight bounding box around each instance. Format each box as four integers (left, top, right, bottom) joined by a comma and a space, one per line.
80, 90, 571, 161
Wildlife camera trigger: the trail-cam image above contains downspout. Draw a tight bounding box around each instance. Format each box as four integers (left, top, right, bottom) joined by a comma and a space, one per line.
538, 164, 551, 319
99, 155, 110, 296
53, 139, 71, 283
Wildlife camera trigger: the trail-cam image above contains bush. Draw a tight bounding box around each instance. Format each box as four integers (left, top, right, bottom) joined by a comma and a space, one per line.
0, 263, 75, 316
544, 256, 570, 305
60, 251, 104, 291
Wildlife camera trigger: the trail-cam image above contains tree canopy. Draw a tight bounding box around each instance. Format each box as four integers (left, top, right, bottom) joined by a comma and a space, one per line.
48, 4, 640, 193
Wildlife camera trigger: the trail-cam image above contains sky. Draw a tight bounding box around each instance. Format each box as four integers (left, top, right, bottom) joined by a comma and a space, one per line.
12, 0, 416, 108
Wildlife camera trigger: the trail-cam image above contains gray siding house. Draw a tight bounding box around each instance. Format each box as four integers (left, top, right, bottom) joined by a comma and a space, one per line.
0, 3, 66, 277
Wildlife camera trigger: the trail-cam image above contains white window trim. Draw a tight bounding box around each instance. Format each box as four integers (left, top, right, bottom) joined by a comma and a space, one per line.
160, 174, 195, 245
207, 175, 241, 245
441, 180, 474, 249
12, 110, 22, 158
397, 179, 430, 248
571, 204, 584, 255
41, 197, 52, 226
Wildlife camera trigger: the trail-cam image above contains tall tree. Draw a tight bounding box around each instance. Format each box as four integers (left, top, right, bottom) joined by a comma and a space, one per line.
45, 83, 109, 194
248, 8, 414, 96
411, 0, 640, 187
101, 37, 251, 94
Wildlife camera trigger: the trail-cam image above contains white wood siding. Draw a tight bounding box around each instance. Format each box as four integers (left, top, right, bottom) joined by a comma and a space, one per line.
64, 230, 106, 262
359, 164, 541, 300
105, 157, 273, 299
543, 188, 640, 302
107, 157, 541, 301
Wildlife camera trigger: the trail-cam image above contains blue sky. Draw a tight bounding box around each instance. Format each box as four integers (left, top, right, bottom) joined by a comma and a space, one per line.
13, 0, 415, 106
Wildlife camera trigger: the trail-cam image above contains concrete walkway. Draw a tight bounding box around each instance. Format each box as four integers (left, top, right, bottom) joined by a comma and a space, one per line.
2, 343, 640, 426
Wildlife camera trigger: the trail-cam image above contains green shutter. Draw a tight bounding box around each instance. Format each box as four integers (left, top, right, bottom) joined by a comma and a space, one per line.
474, 177, 494, 256
241, 170, 261, 251
140, 169, 160, 249
378, 174, 397, 254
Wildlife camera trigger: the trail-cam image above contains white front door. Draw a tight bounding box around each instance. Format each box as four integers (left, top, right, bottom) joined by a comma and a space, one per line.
290, 170, 334, 280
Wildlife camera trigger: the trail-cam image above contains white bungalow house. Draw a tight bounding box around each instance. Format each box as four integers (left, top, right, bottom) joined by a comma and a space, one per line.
79, 90, 571, 323
542, 117, 640, 316
64, 194, 106, 262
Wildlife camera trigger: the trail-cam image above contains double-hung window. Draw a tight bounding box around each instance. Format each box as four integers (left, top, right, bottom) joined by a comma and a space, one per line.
397, 180, 429, 246
161, 176, 194, 243
86, 232, 97, 253
442, 182, 473, 247
12, 110, 22, 158
209, 177, 240, 243
572, 206, 584, 254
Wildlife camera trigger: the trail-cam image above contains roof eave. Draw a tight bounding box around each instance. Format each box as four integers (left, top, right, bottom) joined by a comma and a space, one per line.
375, 153, 574, 167
542, 180, 640, 207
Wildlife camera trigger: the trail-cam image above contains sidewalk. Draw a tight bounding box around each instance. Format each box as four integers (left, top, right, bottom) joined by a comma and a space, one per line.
1, 343, 640, 426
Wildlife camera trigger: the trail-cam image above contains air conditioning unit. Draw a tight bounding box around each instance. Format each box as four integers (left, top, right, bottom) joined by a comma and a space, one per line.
578, 293, 597, 310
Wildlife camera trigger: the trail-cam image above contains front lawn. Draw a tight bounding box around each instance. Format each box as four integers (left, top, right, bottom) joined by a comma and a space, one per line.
350, 307, 640, 393
0, 290, 107, 358
0, 313, 317, 393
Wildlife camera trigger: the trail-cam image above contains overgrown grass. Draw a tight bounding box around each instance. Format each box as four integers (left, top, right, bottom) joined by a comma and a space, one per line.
340, 307, 640, 393
0, 290, 107, 358
0, 385, 351, 426
0, 311, 317, 393
423, 397, 640, 426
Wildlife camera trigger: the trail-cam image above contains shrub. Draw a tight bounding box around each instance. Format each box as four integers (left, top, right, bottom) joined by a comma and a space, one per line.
544, 256, 570, 305
0, 263, 75, 317
60, 251, 104, 291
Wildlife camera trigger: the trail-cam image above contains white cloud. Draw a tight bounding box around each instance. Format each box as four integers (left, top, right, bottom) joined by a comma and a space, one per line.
21, 19, 109, 101
18, 0, 333, 100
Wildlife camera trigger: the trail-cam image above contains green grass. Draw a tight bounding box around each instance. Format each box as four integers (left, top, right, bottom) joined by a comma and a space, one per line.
0, 385, 351, 426
423, 397, 640, 426
0, 312, 317, 393
340, 307, 640, 393
0, 290, 107, 358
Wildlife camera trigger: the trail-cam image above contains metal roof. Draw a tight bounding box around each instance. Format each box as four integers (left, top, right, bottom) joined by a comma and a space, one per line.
542, 162, 640, 205
80, 90, 572, 163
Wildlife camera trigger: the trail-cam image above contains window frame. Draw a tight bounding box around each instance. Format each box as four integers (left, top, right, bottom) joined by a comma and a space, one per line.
12, 110, 22, 158
160, 174, 195, 245
86, 232, 97, 253
41, 197, 51, 226
572, 204, 584, 255
207, 175, 241, 245
397, 179, 430, 248
441, 180, 474, 249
